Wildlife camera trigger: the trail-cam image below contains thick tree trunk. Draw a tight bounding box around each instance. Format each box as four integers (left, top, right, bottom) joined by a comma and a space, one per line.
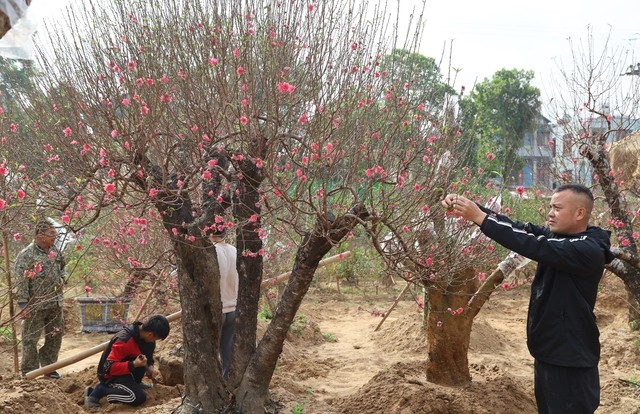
234, 208, 366, 411
230, 159, 264, 387
133, 153, 230, 412
425, 267, 478, 386
173, 238, 228, 413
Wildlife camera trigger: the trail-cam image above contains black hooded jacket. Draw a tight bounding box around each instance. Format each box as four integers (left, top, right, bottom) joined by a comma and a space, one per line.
479, 206, 614, 368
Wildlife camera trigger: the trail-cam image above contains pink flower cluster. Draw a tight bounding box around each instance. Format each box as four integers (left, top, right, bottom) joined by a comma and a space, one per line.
277, 82, 296, 94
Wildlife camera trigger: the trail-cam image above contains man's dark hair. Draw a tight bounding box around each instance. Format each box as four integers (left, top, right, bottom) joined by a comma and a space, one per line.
555, 183, 594, 213
141, 314, 170, 339
35, 220, 55, 236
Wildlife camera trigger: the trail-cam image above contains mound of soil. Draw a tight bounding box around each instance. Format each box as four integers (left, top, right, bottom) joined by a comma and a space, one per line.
1, 272, 639, 413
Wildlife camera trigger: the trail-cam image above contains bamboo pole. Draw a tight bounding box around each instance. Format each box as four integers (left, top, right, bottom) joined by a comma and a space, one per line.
259, 251, 351, 289
25, 251, 351, 379
1, 225, 19, 374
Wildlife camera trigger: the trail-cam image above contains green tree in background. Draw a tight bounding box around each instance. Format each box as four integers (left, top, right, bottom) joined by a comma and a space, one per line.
382, 49, 456, 108
465, 68, 540, 185
0, 57, 37, 109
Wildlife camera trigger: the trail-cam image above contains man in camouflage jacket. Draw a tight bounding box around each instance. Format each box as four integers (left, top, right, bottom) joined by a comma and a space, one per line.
14, 220, 66, 378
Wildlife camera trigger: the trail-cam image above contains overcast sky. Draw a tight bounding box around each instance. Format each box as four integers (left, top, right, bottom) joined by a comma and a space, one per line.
414, 0, 640, 103
29, 0, 640, 108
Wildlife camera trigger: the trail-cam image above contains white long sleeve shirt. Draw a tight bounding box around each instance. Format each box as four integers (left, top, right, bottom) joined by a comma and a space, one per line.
215, 241, 239, 314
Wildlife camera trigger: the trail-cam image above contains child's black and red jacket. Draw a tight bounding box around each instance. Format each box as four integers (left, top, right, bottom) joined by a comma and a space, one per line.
97, 322, 156, 384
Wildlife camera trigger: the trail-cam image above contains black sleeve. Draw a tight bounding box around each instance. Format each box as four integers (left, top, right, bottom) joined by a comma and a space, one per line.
478, 204, 549, 237
480, 214, 603, 274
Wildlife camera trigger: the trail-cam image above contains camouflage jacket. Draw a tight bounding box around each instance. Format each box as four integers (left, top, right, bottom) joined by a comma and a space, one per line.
14, 242, 66, 310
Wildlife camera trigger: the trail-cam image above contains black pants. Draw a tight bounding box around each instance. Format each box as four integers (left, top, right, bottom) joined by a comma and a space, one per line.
220, 311, 236, 380
91, 375, 146, 406
534, 359, 599, 414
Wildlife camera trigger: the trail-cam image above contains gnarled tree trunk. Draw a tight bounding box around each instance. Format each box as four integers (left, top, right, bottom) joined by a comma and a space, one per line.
425, 266, 508, 386
583, 144, 640, 326
230, 158, 265, 388
234, 208, 367, 411
174, 238, 228, 413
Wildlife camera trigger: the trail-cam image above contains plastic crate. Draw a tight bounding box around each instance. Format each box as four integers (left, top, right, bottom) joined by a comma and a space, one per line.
77, 297, 131, 333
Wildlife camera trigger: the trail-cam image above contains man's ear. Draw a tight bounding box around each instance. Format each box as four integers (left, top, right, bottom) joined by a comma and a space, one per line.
575, 207, 587, 221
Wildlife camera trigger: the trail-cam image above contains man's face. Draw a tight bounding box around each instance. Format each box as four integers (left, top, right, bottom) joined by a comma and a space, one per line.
547, 190, 585, 234
36, 228, 57, 250
140, 331, 162, 343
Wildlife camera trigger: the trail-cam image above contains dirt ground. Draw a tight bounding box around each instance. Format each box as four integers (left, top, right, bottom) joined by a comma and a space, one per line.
1, 272, 640, 413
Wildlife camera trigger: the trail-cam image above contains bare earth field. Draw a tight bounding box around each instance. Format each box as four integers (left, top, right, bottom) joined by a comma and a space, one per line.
1, 272, 640, 413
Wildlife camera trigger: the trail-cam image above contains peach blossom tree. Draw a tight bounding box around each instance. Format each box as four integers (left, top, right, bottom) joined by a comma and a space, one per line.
546, 30, 640, 325
9, 0, 513, 411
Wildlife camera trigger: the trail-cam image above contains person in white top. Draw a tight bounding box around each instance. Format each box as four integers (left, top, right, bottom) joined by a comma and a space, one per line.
210, 228, 238, 380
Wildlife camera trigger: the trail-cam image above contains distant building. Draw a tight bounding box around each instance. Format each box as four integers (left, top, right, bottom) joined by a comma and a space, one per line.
553, 114, 640, 187
512, 114, 555, 190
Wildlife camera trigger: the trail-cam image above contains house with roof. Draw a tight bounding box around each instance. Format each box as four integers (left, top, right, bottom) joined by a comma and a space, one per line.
510, 114, 555, 189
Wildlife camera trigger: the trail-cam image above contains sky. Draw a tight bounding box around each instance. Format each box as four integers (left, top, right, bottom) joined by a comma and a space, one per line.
413, 0, 640, 104
6, 0, 639, 109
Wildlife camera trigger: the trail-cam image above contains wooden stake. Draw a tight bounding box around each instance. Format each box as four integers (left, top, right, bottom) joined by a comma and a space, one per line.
133, 270, 170, 322
374, 282, 412, 332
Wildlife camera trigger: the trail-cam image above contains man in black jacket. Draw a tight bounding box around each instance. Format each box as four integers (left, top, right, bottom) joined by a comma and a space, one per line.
443, 184, 614, 413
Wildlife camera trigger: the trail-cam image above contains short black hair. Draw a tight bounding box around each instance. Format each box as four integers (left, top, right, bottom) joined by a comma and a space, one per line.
141, 314, 170, 340
555, 183, 594, 213
35, 220, 55, 236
